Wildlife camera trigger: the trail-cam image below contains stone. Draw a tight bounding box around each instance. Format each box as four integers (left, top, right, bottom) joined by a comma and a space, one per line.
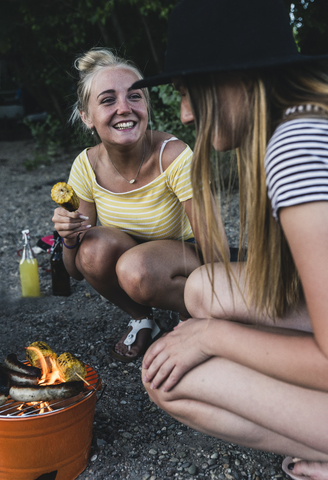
186, 464, 197, 475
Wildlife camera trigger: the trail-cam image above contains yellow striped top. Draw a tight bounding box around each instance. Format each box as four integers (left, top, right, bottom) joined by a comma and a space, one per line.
68, 143, 194, 241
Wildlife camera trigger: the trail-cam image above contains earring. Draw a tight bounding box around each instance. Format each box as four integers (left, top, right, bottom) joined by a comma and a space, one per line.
91, 128, 95, 136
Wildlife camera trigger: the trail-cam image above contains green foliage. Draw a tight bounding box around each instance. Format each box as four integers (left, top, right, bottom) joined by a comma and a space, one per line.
22, 114, 91, 170
284, 0, 328, 55
23, 115, 63, 153
23, 151, 51, 171
22, 115, 64, 170
150, 84, 195, 148
0, 0, 181, 122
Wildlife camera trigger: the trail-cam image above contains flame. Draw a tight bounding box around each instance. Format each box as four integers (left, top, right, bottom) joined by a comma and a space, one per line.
14, 346, 65, 415
26, 346, 66, 385
38, 402, 53, 414
17, 401, 53, 415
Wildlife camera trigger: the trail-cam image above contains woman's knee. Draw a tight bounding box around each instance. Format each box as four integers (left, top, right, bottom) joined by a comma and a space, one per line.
185, 263, 245, 319
184, 267, 208, 317
77, 227, 130, 277
142, 371, 173, 413
117, 249, 158, 304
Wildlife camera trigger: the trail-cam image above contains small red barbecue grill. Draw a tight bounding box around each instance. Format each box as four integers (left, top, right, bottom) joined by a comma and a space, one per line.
0, 364, 102, 480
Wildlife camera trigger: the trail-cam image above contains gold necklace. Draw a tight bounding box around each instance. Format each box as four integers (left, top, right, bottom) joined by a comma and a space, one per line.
107, 137, 145, 184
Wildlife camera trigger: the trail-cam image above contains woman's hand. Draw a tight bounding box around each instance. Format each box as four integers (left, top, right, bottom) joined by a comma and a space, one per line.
142, 318, 212, 392
52, 207, 90, 241
52, 197, 96, 241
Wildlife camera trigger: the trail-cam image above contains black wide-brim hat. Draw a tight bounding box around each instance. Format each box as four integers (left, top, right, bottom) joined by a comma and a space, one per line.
133, 0, 328, 89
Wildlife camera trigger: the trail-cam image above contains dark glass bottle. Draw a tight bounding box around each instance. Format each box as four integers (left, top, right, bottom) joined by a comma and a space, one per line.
51, 231, 71, 296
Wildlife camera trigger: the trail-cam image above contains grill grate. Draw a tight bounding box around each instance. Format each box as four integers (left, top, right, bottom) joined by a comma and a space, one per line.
0, 364, 101, 418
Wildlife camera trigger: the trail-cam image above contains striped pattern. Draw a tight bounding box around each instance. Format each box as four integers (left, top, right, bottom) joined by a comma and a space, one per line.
68, 146, 194, 241
265, 118, 328, 221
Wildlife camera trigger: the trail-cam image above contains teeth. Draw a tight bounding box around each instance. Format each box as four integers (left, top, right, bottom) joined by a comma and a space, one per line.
114, 121, 134, 130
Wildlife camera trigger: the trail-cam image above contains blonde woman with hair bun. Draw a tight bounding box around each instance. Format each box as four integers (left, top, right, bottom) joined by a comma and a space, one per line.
136, 1, 328, 479
53, 47, 228, 363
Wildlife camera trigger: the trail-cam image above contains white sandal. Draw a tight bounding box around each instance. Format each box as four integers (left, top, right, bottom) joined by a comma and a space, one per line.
123, 318, 160, 350
111, 316, 161, 363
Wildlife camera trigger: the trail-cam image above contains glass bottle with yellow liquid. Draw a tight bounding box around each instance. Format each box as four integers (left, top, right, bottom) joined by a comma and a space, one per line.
19, 229, 40, 297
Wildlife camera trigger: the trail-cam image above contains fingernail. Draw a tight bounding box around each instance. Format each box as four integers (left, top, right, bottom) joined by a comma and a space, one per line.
143, 376, 147, 383
79, 215, 89, 220
85, 224, 92, 228
150, 383, 155, 389
288, 463, 295, 471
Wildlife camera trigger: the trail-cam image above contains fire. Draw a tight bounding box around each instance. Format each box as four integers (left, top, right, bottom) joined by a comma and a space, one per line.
15, 346, 67, 415
26, 346, 66, 385
17, 401, 53, 415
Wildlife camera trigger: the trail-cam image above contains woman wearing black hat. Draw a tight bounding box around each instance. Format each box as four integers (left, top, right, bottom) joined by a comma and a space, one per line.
135, 0, 328, 478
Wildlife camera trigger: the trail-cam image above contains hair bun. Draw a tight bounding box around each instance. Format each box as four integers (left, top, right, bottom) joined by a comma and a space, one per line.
75, 49, 116, 76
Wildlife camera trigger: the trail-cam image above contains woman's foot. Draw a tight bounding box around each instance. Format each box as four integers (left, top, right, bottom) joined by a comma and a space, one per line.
111, 316, 158, 363
283, 457, 328, 480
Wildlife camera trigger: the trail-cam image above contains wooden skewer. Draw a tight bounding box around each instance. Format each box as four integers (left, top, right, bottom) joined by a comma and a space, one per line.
75, 373, 92, 386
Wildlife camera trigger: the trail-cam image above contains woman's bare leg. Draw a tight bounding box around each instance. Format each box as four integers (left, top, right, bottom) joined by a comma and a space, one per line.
76, 226, 157, 358
77, 230, 202, 359
114, 239, 202, 357
185, 262, 312, 332
76, 226, 152, 316
117, 239, 201, 316
183, 263, 328, 478
143, 357, 328, 461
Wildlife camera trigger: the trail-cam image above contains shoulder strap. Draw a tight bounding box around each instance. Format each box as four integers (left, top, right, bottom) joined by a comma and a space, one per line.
159, 137, 178, 174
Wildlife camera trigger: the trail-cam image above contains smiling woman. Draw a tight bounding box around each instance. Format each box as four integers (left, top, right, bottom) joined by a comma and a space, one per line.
52, 48, 229, 363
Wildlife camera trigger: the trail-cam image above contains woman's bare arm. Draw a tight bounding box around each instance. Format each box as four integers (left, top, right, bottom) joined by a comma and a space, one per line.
52, 199, 96, 279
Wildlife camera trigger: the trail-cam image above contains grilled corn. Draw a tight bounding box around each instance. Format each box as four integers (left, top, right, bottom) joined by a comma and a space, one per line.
57, 352, 87, 382
26, 341, 57, 369
51, 182, 79, 212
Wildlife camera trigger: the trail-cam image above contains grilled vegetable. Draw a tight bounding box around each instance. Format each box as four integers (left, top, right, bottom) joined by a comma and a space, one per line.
57, 352, 87, 382
0, 364, 39, 386
26, 341, 57, 369
5, 353, 41, 378
51, 182, 79, 212
9, 381, 84, 402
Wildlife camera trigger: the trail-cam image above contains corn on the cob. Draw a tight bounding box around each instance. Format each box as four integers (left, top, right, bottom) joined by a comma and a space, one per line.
57, 352, 87, 382
26, 341, 57, 369
51, 182, 79, 212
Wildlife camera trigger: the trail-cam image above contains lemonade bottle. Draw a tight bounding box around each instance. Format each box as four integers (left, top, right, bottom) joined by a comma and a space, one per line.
19, 229, 41, 297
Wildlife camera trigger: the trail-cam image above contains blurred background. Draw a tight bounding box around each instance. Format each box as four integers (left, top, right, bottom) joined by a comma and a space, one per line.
0, 0, 327, 162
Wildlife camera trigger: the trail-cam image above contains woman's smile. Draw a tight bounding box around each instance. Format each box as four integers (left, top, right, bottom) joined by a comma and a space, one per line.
83, 66, 148, 146
113, 121, 137, 130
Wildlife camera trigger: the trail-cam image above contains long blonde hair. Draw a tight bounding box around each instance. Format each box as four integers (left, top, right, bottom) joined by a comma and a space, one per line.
186, 62, 328, 318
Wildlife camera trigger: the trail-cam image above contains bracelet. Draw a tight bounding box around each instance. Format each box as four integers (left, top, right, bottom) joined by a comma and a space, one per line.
62, 233, 82, 249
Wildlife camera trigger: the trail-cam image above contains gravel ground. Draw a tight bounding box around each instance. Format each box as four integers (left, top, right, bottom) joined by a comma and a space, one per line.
0, 139, 289, 480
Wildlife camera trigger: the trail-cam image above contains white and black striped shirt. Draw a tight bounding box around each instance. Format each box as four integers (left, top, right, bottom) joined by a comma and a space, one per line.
265, 117, 328, 221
